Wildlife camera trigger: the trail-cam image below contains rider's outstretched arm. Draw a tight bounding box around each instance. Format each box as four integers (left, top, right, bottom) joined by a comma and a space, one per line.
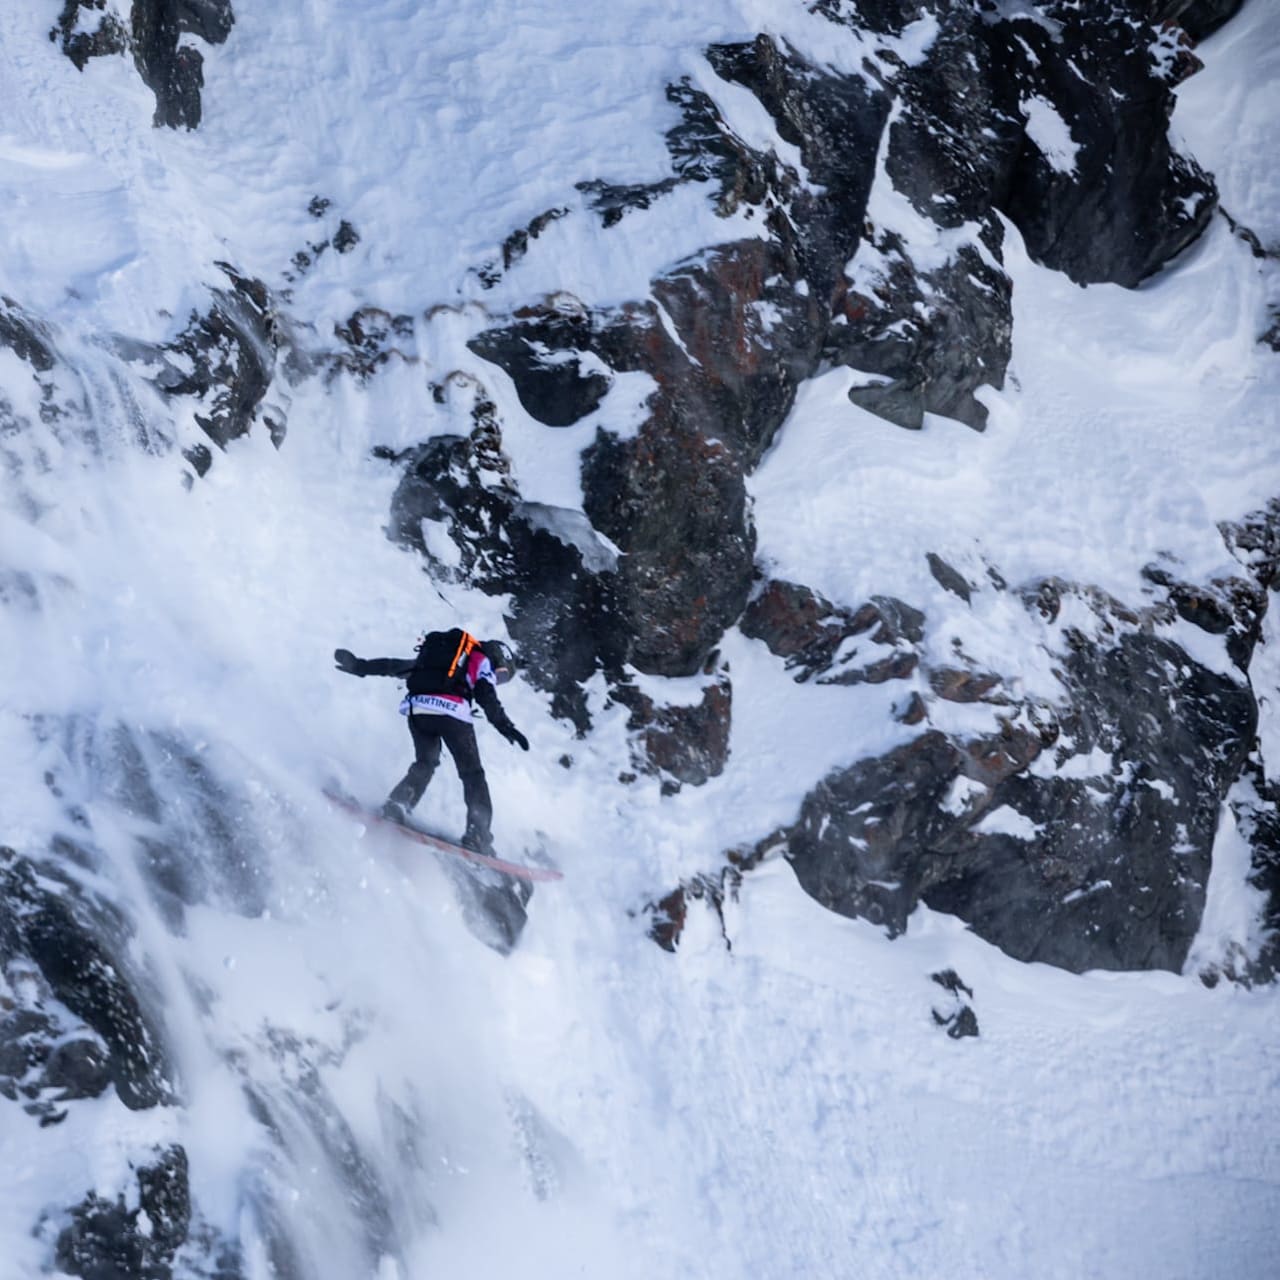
333, 649, 415, 678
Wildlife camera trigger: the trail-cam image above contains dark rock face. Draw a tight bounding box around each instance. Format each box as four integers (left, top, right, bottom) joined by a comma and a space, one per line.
982, 2, 1215, 287
0, 850, 174, 1109
612, 660, 733, 790
743, 546, 1270, 973
930, 970, 979, 1039
134, 263, 284, 468
0, 297, 58, 375
1230, 764, 1280, 985
833, 221, 1012, 431
54, 1145, 192, 1280
458, 1, 1215, 708
581, 385, 756, 678
825, 7, 1015, 429
52, 1, 235, 130
928, 624, 1254, 972
469, 37, 876, 681
384, 378, 625, 729
0, 1000, 111, 1126
468, 310, 612, 427
1170, 0, 1248, 40
332, 307, 416, 383
741, 579, 923, 686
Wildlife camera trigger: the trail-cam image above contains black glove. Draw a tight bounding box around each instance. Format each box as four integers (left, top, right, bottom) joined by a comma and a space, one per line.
499, 722, 529, 751
334, 648, 363, 676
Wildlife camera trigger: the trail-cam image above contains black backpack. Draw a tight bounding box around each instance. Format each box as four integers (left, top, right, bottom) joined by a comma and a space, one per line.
406, 628, 478, 698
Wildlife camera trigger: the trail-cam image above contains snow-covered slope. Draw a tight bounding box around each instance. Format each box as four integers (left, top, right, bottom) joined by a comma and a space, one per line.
1, 2, 1278, 1277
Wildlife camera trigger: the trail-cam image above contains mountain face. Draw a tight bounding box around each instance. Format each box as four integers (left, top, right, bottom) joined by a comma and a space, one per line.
2, 1, 1278, 1277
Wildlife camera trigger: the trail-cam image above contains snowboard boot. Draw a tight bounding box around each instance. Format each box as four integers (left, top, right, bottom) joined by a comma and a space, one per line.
460, 826, 495, 857
380, 799, 408, 825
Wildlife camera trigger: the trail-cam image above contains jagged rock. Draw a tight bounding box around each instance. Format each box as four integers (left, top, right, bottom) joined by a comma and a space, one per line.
927, 553, 975, 603
838, 7, 1013, 429
701, 32, 1011, 431
384, 380, 625, 728
0, 993, 112, 1121
471, 39, 868, 678
332, 220, 360, 254
51, 1, 235, 130
930, 970, 979, 1039
643, 871, 737, 952
149, 263, 281, 453
0, 850, 175, 1109
580, 71, 802, 231
0, 297, 57, 373
384, 394, 520, 588
982, 2, 1216, 287
734, 552, 1263, 972
740, 579, 923, 685
1221, 498, 1280, 592
612, 660, 732, 789
332, 308, 416, 382
704, 34, 885, 284
569, 232, 824, 677
468, 306, 613, 427
834, 222, 1011, 431
475, 207, 570, 286
54, 1145, 191, 1280
928, 625, 1253, 972
458, 2, 1220, 692
1142, 562, 1269, 670
928, 667, 1003, 704
787, 731, 967, 935
1228, 762, 1280, 984
583, 410, 754, 676
1172, 0, 1248, 40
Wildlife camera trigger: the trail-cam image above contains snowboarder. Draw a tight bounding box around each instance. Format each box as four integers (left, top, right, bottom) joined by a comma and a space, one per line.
333, 628, 529, 854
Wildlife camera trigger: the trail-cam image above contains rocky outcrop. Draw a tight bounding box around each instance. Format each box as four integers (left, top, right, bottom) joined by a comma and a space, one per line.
54, 1145, 193, 1280
0, 297, 58, 376
611, 659, 733, 792
741, 580, 924, 686
383, 376, 625, 729
136, 263, 285, 475
980, 2, 1215, 287
738, 545, 1271, 972
0, 850, 175, 1110
332, 307, 416, 383
456, 0, 1218, 710
1161, 0, 1249, 40
930, 970, 979, 1039
0, 997, 111, 1127
52, 0, 235, 130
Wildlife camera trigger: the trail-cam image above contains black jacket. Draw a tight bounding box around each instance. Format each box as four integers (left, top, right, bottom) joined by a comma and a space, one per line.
336, 634, 520, 738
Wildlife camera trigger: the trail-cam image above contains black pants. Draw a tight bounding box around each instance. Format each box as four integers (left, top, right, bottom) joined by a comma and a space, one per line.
388, 714, 493, 851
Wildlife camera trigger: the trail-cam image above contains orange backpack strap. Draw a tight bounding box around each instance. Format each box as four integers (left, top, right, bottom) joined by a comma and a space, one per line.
447, 630, 477, 679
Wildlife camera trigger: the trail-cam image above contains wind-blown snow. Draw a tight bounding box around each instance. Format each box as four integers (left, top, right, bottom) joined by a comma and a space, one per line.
0, 4, 1278, 1280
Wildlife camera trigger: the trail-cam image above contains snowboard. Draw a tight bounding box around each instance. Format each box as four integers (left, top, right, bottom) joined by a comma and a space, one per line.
324, 785, 559, 956
324, 787, 562, 882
